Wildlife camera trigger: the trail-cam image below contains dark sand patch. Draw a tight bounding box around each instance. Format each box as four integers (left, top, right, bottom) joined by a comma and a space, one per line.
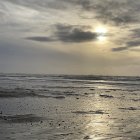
84, 135, 91, 139
131, 99, 140, 102
55, 133, 73, 136
66, 93, 80, 96
90, 89, 95, 91
0, 114, 45, 123
99, 94, 114, 98
0, 89, 66, 99
72, 110, 108, 115
53, 96, 65, 99
0, 88, 45, 98
119, 107, 140, 111
0, 92, 53, 98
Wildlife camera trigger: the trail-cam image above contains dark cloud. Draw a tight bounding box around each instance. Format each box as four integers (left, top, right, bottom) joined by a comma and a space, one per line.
112, 47, 128, 52
130, 28, 140, 38
127, 41, 140, 47
91, 0, 140, 25
26, 24, 98, 43
55, 24, 97, 42
112, 40, 140, 52
64, 0, 140, 25
77, 0, 91, 10
62, 0, 92, 10
26, 36, 54, 42
4, 0, 140, 25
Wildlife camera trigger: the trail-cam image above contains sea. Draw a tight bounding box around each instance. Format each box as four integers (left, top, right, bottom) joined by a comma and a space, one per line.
0, 73, 140, 140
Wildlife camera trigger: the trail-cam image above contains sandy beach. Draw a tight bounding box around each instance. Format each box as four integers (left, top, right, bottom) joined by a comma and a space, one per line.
0, 74, 140, 140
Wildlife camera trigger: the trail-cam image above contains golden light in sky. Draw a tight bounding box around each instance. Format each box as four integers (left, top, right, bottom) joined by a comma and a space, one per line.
94, 26, 108, 42
95, 26, 108, 34
97, 35, 106, 41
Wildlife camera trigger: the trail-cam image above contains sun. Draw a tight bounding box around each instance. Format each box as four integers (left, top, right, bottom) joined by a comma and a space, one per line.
94, 26, 108, 42
95, 26, 108, 34
97, 36, 106, 41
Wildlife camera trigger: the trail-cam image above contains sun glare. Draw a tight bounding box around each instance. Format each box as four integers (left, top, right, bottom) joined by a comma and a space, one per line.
95, 26, 108, 34
97, 36, 106, 41
94, 26, 108, 42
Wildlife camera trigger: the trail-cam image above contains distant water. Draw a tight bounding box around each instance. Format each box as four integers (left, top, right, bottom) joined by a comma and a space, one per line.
0, 73, 140, 94
0, 73, 140, 140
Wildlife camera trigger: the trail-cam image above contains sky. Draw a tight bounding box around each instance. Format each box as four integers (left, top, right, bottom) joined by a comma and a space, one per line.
0, 0, 140, 76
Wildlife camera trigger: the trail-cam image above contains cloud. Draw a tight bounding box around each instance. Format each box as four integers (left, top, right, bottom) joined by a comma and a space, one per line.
4, 0, 140, 26
112, 40, 140, 52
4, 0, 70, 11
3, 0, 140, 25
63, 0, 92, 10
55, 24, 97, 42
127, 40, 140, 47
91, 0, 140, 25
112, 47, 128, 52
25, 24, 98, 43
112, 26, 140, 52
130, 28, 140, 38
64, 0, 140, 25
62, 0, 140, 25
26, 36, 54, 42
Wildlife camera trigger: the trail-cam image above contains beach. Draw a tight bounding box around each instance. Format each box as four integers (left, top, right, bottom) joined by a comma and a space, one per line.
0, 74, 140, 140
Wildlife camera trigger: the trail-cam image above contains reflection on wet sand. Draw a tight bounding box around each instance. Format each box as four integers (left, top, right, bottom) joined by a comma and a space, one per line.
78, 97, 112, 139
0, 74, 140, 139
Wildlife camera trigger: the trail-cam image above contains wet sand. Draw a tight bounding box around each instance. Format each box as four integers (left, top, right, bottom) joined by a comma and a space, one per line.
0, 74, 140, 140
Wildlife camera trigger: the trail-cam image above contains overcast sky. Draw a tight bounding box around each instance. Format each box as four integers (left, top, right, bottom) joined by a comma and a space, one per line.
0, 0, 140, 75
